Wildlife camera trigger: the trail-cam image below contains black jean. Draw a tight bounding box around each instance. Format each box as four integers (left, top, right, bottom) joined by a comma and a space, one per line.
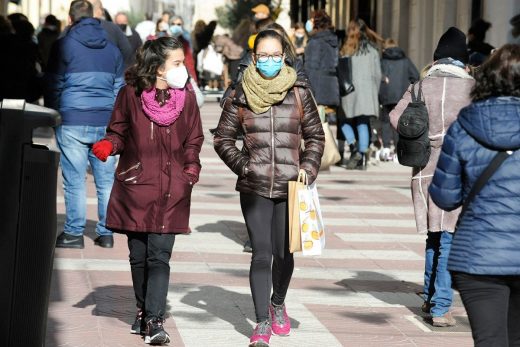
452, 271, 520, 347
127, 232, 176, 321
380, 104, 398, 148
240, 193, 294, 323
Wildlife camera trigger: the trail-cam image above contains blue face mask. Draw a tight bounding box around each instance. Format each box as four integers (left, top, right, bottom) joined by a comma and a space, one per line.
256, 57, 283, 78
305, 19, 313, 33
170, 25, 183, 37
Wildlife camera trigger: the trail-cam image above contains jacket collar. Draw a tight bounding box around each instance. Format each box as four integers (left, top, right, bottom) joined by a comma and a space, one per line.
232, 78, 310, 107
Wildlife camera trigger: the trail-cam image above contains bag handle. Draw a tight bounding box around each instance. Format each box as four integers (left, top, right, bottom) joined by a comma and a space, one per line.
297, 169, 308, 185
410, 80, 424, 103
456, 150, 511, 229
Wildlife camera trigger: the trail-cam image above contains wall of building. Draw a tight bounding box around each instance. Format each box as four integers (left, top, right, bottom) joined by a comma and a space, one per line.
483, 0, 520, 47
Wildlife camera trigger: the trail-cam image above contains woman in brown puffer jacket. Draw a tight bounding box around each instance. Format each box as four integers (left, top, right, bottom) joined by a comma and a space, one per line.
214, 29, 324, 347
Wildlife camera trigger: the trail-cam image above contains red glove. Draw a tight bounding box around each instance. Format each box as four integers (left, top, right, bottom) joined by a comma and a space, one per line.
92, 140, 113, 162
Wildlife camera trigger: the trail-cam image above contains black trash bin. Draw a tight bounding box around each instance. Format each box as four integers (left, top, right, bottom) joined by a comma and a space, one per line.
0, 99, 61, 347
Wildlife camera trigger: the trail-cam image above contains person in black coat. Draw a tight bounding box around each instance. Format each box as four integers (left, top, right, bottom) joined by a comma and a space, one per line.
114, 12, 143, 58
467, 18, 494, 66
0, 18, 43, 102
37, 14, 61, 70
379, 38, 419, 156
304, 10, 339, 108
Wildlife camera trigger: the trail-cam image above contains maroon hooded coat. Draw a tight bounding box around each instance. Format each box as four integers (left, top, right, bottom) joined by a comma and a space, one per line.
104, 84, 204, 234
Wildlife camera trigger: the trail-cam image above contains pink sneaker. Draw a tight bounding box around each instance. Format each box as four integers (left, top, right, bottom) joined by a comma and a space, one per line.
269, 303, 291, 336
249, 321, 271, 347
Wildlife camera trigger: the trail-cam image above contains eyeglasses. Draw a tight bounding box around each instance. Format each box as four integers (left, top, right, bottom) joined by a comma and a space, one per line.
255, 53, 283, 63
171, 23, 182, 26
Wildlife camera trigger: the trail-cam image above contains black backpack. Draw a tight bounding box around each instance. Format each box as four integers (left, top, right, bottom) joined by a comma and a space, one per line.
396, 80, 430, 167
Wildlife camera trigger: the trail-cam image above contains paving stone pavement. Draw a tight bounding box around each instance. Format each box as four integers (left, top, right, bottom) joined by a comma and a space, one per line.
40, 100, 474, 347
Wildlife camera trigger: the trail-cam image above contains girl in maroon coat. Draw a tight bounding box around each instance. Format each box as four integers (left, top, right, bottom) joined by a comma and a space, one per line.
92, 37, 204, 345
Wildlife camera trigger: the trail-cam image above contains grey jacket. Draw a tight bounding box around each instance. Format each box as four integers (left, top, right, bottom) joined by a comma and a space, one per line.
341, 44, 381, 118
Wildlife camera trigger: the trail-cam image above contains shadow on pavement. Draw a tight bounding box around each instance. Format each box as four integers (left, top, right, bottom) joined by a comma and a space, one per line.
72, 285, 172, 325
339, 311, 392, 325
195, 220, 248, 248
177, 285, 300, 338
46, 269, 61, 347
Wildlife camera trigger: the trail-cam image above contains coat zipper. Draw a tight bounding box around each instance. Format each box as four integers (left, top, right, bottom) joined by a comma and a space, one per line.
269, 107, 275, 198
150, 121, 154, 140
118, 162, 141, 176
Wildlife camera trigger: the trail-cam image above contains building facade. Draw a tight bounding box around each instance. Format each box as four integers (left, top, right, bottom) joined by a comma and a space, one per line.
1, 0, 518, 69
291, 0, 520, 69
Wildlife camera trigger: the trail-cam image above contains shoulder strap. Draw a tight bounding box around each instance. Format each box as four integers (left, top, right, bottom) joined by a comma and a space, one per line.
237, 106, 244, 124
457, 151, 511, 228
293, 86, 303, 120
410, 80, 423, 103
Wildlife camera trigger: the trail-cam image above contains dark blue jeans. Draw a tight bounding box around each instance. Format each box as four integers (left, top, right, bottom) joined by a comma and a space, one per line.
424, 231, 453, 317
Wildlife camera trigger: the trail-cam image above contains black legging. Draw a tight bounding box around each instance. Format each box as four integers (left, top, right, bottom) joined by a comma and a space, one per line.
240, 192, 295, 323
452, 272, 520, 347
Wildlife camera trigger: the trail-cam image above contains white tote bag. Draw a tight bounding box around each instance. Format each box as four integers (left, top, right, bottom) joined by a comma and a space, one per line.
297, 182, 326, 256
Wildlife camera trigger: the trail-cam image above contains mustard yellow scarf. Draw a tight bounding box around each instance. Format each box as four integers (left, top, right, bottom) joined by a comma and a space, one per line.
242, 64, 297, 114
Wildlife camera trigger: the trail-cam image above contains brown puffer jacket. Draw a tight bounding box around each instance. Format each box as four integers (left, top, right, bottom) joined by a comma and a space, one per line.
214, 79, 325, 199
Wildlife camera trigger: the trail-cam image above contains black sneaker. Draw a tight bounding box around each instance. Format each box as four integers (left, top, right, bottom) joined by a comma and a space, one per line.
243, 240, 252, 253
130, 309, 146, 335
94, 235, 114, 248
56, 232, 84, 249
144, 318, 170, 345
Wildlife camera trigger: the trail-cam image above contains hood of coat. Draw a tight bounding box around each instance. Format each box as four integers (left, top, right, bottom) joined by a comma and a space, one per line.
458, 96, 520, 150
310, 30, 338, 48
382, 47, 405, 60
69, 17, 107, 49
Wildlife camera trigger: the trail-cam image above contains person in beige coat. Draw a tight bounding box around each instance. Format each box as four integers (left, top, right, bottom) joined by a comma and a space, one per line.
390, 27, 474, 327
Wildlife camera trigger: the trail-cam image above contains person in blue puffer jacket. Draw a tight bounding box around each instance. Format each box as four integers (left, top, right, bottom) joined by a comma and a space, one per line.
429, 44, 520, 347
44, 0, 124, 250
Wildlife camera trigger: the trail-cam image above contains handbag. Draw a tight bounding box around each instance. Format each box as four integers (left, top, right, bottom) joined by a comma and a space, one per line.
337, 55, 355, 96
319, 122, 341, 171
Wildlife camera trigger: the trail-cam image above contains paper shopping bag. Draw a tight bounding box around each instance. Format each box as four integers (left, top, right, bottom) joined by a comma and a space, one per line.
298, 182, 325, 256
288, 170, 307, 253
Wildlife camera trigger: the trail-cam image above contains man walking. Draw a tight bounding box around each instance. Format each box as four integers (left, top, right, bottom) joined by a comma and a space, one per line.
44, 0, 124, 249
88, 0, 133, 67
114, 11, 142, 57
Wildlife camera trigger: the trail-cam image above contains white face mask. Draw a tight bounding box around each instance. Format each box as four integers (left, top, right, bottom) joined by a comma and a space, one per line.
158, 65, 188, 89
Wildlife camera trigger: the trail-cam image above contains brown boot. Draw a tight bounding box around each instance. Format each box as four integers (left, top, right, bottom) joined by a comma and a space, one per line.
432, 312, 456, 327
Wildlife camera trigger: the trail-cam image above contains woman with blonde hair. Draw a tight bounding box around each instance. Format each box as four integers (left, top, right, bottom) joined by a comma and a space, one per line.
339, 18, 383, 169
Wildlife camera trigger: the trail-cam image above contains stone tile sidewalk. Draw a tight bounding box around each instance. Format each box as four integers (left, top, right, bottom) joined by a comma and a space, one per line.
43, 101, 473, 347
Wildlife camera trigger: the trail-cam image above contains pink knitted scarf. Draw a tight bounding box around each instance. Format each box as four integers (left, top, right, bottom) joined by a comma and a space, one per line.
140, 87, 186, 126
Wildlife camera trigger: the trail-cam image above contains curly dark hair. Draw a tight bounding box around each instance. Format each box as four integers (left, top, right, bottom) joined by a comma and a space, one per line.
471, 44, 520, 101
125, 37, 184, 95
312, 9, 332, 32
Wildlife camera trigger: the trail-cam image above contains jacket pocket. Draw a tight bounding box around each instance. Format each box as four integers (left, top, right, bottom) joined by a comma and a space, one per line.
116, 161, 143, 184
